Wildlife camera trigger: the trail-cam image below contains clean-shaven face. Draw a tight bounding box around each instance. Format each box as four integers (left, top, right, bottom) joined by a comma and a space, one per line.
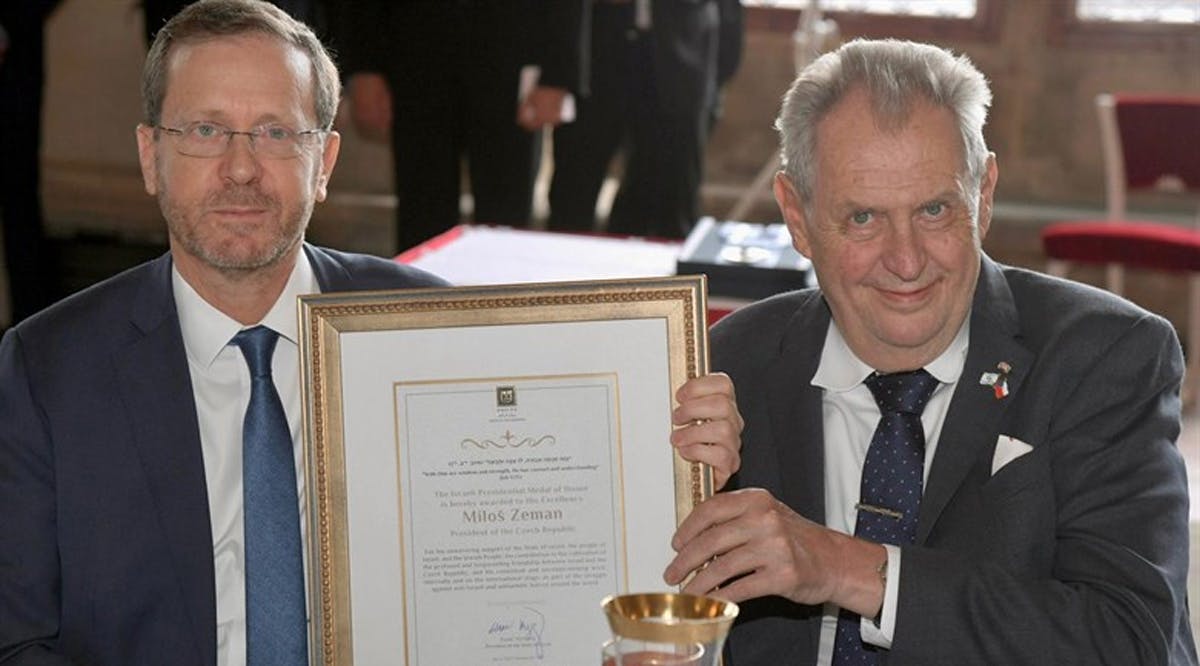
776, 87, 997, 371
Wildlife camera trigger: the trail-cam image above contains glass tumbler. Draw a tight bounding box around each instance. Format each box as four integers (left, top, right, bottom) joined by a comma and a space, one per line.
600, 593, 738, 666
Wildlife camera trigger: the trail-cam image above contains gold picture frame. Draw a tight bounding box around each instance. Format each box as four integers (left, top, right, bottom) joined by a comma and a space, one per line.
299, 275, 710, 665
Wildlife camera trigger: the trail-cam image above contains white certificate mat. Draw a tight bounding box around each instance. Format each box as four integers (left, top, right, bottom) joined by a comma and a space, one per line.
398, 374, 622, 664
299, 276, 710, 665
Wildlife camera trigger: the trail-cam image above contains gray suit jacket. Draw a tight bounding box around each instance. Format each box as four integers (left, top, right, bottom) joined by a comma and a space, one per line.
0, 245, 446, 665
712, 257, 1196, 665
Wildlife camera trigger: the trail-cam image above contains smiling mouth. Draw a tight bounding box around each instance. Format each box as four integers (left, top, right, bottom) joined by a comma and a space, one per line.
885, 285, 928, 296
878, 283, 934, 304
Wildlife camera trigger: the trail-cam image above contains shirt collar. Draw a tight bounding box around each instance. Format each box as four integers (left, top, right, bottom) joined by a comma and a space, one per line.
812, 311, 971, 392
173, 251, 320, 368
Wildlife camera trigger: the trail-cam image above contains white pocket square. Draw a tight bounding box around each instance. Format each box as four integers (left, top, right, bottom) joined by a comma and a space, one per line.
992, 435, 1034, 476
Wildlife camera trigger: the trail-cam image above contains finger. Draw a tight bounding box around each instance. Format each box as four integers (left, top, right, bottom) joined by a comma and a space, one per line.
674, 488, 771, 547
665, 507, 763, 587
681, 369, 734, 396
689, 569, 780, 605
672, 420, 739, 485
675, 507, 816, 604
673, 444, 738, 490
677, 563, 727, 598
678, 544, 764, 600
672, 438, 737, 474
664, 535, 731, 589
673, 377, 743, 434
672, 393, 736, 426
671, 417, 739, 452
675, 373, 735, 403
671, 493, 735, 552
671, 416, 741, 487
668, 493, 770, 588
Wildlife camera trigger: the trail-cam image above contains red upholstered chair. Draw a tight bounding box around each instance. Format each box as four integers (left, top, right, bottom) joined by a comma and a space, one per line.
1041, 93, 1200, 402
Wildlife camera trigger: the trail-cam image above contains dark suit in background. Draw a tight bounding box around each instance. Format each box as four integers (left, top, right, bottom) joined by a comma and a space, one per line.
0, 245, 445, 665
712, 258, 1196, 665
0, 1, 63, 326
549, 0, 743, 239
333, 1, 587, 252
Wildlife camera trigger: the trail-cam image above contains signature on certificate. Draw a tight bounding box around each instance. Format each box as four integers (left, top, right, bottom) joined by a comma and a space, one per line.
487, 605, 548, 659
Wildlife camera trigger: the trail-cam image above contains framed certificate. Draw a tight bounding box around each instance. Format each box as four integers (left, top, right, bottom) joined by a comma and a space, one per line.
298, 275, 710, 665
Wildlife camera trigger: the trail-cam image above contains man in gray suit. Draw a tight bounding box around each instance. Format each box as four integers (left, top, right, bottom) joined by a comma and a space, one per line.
0, 1, 743, 663
664, 39, 1196, 664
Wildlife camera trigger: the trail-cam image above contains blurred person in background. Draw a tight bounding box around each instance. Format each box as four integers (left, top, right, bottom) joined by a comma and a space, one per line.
0, 1, 64, 328
334, 2, 588, 252
545, 0, 743, 240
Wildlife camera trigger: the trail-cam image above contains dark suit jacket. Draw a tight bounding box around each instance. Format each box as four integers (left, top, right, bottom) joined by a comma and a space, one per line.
331, 1, 587, 100
329, 1, 590, 242
0, 245, 446, 665
712, 257, 1196, 665
623, 0, 743, 116
650, 0, 744, 111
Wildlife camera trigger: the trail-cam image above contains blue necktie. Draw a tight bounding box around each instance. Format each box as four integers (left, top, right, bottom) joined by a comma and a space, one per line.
832, 369, 939, 665
234, 326, 308, 666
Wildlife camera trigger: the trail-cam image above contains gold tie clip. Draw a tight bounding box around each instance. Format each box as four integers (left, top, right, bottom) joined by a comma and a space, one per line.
855, 502, 904, 520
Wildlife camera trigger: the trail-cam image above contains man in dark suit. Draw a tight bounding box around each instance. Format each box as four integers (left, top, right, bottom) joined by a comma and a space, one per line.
0, 3, 742, 663
664, 39, 1197, 664
547, 0, 744, 239
335, 1, 588, 252
0, 3, 444, 663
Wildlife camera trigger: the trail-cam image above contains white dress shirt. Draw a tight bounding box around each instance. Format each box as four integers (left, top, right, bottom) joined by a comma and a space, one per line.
173, 254, 318, 666
810, 317, 970, 665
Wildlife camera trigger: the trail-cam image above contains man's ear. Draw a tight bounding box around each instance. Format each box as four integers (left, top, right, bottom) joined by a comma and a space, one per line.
135, 124, 159, 196
976, 152, 999, 241
773, 171, 813, 258
314, 130, 341, 202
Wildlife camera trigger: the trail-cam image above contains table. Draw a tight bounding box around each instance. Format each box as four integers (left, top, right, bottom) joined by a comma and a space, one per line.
396, 225, 751, 322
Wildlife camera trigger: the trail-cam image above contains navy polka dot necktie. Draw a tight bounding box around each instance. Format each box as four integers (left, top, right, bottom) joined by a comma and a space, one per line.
832, 368, 939, 665
234, 326, 308, 666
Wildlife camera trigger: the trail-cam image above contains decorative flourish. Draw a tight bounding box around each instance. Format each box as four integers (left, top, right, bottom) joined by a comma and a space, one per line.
461, 430, 556, 450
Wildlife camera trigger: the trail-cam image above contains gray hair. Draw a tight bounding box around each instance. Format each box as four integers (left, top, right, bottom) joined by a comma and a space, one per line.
776, 39, 992, 217
142, 0, 340, 129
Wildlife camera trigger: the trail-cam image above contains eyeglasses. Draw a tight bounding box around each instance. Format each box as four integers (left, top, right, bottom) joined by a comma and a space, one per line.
155, 121, 327, 159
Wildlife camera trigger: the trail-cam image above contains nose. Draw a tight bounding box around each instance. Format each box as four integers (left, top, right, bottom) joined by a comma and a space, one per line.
218, 132, 262, 185
882, 220, 926, 281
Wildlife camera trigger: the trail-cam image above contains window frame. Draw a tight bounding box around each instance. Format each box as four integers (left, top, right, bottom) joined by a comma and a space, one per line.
1047, 1, 1200, 50
744, 1, 1003, 42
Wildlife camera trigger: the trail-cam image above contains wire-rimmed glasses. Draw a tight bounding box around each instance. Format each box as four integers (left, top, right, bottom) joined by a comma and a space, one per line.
155, 120, 327, 159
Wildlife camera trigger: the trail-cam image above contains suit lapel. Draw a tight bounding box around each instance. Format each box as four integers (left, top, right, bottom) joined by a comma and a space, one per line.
766, 293, 831, 529
305, 244, 352, 292
762, 292, 830, 659
113, 254, 217, 666
917, 258, 1032, 543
